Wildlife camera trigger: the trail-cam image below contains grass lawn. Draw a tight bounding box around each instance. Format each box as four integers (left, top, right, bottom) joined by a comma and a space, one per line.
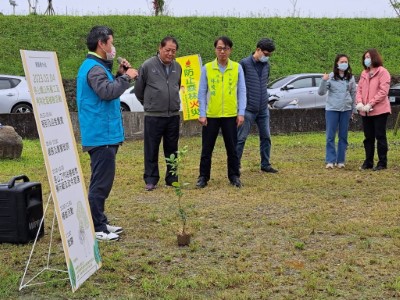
1, 130, 400, 299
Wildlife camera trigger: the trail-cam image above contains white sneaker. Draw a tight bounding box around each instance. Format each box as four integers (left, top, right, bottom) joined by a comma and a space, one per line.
106, 224, 123, 234
325, 163, 334, 169
95, 231, 119, 241
337, 163, 345, 169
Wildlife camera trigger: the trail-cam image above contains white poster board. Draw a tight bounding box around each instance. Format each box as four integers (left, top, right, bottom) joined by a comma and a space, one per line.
20, 50, 101, 292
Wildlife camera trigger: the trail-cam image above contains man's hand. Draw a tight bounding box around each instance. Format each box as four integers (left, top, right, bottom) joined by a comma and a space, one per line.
237, 115, 244, 127
198, 117, 207, 126
126, 68, 138, 80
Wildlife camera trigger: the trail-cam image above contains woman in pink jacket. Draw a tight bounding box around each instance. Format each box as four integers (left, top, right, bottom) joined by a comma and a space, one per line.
355, 48, 391, 171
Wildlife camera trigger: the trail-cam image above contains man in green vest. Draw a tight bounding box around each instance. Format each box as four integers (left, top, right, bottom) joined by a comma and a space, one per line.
196, 36, 247, 188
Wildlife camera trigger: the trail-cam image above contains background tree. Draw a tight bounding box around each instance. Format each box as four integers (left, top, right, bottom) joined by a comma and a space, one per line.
289, 0, 298, 17
44, 0, 55, 15
9, 0, 17, 15
389, 0, 400, 17
27, 0, 38, 14
152, 0, 165, 16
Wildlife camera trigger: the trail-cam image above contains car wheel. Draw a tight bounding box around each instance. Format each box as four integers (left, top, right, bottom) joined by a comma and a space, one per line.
120, 103, 130, 112
11, 103, 32, 113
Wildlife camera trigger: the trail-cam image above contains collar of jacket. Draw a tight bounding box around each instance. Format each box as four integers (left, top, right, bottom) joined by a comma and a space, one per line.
211, 58, 233, 70
86, 53, 113, 71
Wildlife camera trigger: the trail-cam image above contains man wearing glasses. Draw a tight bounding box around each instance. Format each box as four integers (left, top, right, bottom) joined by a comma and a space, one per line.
196, 36, 246, 188
135, 36, 182, 191
236, 38, 278, 174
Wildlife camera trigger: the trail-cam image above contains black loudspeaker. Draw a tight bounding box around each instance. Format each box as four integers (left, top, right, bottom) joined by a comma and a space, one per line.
0, 175, 44, 244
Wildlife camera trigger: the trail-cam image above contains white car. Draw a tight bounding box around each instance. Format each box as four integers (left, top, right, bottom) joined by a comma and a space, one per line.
119, 85, 144, 112
0, 75, 33, 113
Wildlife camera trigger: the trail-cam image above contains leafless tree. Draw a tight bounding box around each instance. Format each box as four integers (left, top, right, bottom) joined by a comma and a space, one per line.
27, 0, 38, 14
44, 0, 55, 15
152, 0, 165, 16
389, 0, 400, 17
9, 0, 17, 14
289, 0, 298, 17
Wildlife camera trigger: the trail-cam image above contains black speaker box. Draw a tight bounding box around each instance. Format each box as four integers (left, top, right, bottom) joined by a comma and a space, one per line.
0, 175, 44, 244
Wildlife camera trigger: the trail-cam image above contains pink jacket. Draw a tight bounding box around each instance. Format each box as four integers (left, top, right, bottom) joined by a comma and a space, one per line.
356, 66, 391, 116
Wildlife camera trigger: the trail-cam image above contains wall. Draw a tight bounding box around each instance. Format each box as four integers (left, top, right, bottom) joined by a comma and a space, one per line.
1, 107, 400, 141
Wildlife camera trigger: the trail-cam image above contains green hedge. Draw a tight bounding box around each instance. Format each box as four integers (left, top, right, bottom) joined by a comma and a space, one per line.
1, 15, 399, 80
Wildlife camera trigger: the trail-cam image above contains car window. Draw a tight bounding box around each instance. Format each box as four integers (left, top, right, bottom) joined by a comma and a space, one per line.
268, 76, 295, 89
291, 78, 313, 89
10, 78, 21, 88
0, 78, 12, 90
314, 77, 322, 87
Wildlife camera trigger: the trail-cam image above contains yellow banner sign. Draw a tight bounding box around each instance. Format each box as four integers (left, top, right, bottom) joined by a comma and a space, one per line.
176, 54, 202, 121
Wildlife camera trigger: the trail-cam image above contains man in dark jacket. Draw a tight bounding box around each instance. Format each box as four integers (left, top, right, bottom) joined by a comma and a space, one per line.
135, 36, 182, 191
76, 25, 138, 241
236, 38, 278, 173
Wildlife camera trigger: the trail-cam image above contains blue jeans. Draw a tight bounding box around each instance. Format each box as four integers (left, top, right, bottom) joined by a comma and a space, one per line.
325, 110, 352, 164
237, 109, 271, 169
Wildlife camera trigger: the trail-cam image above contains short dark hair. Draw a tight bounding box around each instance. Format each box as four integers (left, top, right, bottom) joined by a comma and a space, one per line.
362, 48, 383, 69
214, 36, 233, 48
257, 38, 275, 52
86, 26, 114, 52
160, 36, 179, 50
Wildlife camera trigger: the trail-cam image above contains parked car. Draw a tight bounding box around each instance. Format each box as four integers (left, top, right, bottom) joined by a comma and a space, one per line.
268, 73, 326, 109
119, 85, 144, 112
389, 83, 400, 105
0, 75, 33, 113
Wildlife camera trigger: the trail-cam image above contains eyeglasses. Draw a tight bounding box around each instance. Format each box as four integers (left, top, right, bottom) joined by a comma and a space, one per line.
216, 47, 231, 52
261, 50, 271, 56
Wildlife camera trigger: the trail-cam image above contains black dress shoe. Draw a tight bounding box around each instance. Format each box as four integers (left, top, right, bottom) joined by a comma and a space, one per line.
373, 165, 387, 171
359, 163, 373, 170
229, 177, 242, 188
261, 166, 278, 173
196, 177, 207, 188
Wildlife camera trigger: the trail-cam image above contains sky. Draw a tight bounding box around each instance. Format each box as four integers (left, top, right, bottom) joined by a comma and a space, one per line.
0, 0, 397, 18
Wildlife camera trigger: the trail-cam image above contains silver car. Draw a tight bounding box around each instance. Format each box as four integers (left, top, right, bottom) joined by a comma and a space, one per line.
0, 75, 33, 113
268, 73, 327, 109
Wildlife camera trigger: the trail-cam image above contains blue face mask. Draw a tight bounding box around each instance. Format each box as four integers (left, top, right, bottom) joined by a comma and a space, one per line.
259, 55, 269, 63
337, 63, 348, 71
364, 58, 371, 67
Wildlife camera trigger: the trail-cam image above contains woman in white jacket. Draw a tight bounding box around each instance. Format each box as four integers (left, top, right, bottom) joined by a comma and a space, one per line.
318, 54, 357, 169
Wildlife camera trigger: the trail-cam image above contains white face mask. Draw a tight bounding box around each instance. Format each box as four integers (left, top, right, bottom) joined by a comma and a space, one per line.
259, 55, 269, 63
103, 45, 116, 61
337, 63, 348, 71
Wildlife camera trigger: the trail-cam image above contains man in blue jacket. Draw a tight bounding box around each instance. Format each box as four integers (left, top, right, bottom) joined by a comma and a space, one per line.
76, 26, 138, 241
237, 38, 278, 174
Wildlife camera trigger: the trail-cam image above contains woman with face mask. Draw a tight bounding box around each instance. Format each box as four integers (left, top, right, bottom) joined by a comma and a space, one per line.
355, 49, 391, 171
318, 54, 357, 169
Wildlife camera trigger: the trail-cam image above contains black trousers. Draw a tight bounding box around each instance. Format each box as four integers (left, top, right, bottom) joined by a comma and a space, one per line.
362, 113, 389, 167
88, 145, 119, 232
144, 115, 180, 185
199, 117, 240, 181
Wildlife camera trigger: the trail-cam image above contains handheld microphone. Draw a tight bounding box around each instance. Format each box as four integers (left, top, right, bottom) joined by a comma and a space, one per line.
117, 57, 130, 70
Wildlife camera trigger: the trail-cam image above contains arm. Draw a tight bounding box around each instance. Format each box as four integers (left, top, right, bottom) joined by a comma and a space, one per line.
236, 64, 247, 126
369, 68, 391, 106
318, 73, 330, 96
198, 66, 208, 121
237, 64, 247, 116
87, 66, 130, 100
134, 65, 146, 105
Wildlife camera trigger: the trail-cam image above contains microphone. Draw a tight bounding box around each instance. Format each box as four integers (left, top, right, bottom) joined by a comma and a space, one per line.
117, 57, 130, 70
